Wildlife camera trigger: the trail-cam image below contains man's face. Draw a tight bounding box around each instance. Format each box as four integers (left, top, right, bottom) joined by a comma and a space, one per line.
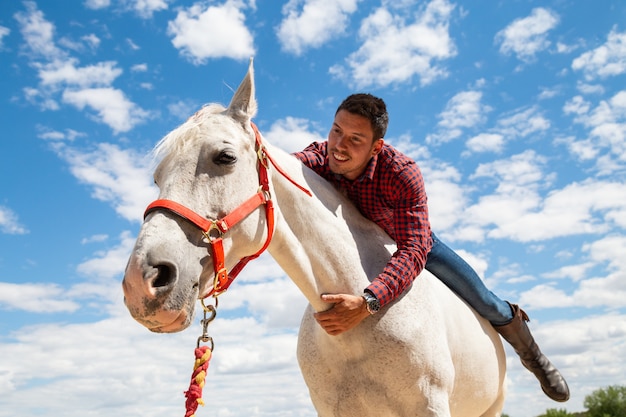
327, 110, 383, 180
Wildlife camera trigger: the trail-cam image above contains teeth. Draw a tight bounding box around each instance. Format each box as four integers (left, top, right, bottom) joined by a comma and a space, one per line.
333, 153, 348, 161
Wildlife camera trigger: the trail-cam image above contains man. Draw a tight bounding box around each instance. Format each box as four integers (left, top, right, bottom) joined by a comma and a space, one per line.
292, 93, 570, 402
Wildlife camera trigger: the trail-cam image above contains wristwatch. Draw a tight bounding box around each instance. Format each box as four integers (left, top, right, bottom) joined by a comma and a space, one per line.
362, 291, 380, 315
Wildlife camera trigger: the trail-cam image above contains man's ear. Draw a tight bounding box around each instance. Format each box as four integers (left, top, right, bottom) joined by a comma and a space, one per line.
372, 138, 384, 155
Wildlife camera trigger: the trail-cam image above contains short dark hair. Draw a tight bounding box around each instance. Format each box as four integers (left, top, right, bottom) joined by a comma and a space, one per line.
336, 93, 389, 140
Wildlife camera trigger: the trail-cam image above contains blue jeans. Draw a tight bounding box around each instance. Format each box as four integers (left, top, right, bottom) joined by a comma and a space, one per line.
425, 233, 513, 326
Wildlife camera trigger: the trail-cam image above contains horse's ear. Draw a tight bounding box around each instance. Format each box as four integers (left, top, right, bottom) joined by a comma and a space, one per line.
227, 58, 258, 122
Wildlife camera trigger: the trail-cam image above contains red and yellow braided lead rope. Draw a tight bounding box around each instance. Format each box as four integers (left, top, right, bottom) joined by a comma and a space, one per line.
184, 345, 212, 417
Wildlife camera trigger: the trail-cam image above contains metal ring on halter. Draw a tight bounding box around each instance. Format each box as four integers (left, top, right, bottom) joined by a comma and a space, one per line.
201, 297, 218, 315
257, 185, 272, 202
203, 221, 224, 242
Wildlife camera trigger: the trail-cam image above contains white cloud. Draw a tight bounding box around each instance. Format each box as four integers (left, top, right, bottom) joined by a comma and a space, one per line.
167, 0, 255, 64
80, 234, 109, 244
520, 238, 626, 310
563, 90, 626, 172
22, 85, 59, 109
463, 151, 546, 238
537, 86, 561, 100
37, 130, 66, 140
0, 206, 28, 235
387, 132, 431, 161
37, 127, 86, 142
276, 0, 359, 55
572, 28, 626, 80
584, 234, 626, 275
62, 87, 150, 133
14, 1, 65, 60
167, 99, 200, 120
576, 81, 605, 95
76, 231, 137, 280
263, 117, 325, 153
495, 7, 559, 62
14, 2, 148, 135
81, 33, 101, 50
84, 0, 111, 9
126, 37, 140, 50
329, 0, 457, 88
419, 162, 467, 233
0, 282, 79, 312
56, 143, 157, 222
555, 40, 579, 54
563, 95, 590, 116
466, 133, 504, 153
85, 0, 168, 17
0, 246, 312, 415
543, 262, 596, 283
495, 106, 550, 138
26, 58, 137, 129
0, 308, 312, 416
58, 35, 87, 52
131, 63, 148, 72
463, 160, 626, 243
0, 26, 10, 48
37, 59, 122, 89
0, 234, 141, 313
124, 0, 169, 18
437, 91, 489, 129
426, 90, 491, 144
225, 267, 310, 329
426, 92, 549, 157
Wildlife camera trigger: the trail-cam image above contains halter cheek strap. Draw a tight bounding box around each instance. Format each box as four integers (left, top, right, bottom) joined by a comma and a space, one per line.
143, 122, 309, 299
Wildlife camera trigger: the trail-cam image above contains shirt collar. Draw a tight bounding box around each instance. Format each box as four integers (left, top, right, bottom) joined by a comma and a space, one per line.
359, 152, 378, 182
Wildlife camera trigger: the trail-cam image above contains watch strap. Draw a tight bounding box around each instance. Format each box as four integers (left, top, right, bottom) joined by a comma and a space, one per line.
362, 291, 380, 315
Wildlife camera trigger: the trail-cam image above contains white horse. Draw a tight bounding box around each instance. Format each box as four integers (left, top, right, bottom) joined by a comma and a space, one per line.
122, 61, 507, 417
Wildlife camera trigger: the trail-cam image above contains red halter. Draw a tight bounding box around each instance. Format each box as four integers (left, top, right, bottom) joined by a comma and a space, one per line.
144, 122, 311, 298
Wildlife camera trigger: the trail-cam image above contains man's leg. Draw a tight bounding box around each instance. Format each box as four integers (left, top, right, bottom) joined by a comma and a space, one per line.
425, 233, 512, 324
425, 233, 570, 402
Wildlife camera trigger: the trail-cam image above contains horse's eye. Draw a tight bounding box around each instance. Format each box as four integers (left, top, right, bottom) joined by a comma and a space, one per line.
214, 151, 237, 165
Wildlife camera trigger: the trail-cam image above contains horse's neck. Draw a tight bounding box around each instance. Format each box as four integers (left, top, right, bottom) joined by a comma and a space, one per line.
266, 145, 393, 312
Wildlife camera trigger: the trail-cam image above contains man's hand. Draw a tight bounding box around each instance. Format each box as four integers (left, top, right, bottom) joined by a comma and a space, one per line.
314, 293, 371, 336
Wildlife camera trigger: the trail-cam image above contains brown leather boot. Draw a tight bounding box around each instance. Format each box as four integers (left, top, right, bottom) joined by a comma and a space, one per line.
493, 303, 570, 402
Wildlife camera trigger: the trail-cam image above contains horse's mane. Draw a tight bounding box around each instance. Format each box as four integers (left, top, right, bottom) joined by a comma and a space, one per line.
152, 104, 226, 164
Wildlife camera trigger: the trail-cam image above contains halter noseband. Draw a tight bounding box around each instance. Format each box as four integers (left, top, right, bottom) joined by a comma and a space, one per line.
143, 122, 311, 299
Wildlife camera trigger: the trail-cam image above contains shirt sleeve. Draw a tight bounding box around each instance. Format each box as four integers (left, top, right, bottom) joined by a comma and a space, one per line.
365, 164, 432, 307
292, 142, 327, 175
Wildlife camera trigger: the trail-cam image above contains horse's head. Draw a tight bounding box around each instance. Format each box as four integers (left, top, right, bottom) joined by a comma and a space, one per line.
122, 60, 271, 332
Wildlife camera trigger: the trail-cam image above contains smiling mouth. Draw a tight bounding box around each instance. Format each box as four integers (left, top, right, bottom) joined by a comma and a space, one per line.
332, 152, 349, 162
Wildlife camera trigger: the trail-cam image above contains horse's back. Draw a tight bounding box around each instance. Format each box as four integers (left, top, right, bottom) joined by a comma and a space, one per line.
297, 270, 506, 417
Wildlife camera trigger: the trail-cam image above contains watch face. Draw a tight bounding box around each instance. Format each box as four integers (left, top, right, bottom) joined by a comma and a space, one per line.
364, 293, 380, 314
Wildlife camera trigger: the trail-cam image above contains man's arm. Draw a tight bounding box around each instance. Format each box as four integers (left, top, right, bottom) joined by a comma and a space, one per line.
315, 164, 432, 335
364, 163, 432, 307
292, 142, 328, 175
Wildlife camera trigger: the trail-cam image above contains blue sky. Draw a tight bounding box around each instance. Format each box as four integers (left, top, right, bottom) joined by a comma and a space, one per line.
1, 0, 626, 416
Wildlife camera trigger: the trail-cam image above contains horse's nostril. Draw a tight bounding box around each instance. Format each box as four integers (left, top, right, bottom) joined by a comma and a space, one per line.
152, 264, 174, 288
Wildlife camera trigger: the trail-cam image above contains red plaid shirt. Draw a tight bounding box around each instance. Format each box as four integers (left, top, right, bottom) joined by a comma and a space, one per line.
293, 141, 432, 307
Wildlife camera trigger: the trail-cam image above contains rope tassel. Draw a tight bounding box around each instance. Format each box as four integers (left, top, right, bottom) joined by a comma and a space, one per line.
184, 345, 212, 417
